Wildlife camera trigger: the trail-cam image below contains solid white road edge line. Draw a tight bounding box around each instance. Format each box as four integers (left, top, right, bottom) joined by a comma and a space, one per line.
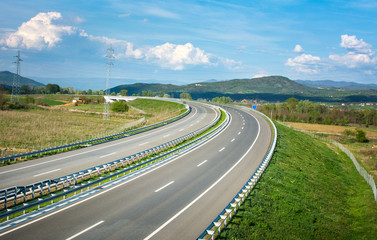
33, 168, 61, 177
144, 110, 261, 240
155, 181, 175, 193
0, 108, 229, 238
65, 220, 104, 240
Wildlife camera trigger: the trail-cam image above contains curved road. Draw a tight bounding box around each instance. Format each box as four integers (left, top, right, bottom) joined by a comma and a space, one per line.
0, 105, 272, 240
0, 102, 217, 189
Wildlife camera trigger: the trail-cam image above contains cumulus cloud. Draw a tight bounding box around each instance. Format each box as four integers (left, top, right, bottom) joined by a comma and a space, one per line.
329, 34, 376, 69
137, 42, 210, 70
293, 44, 304, 53
285, 54, 321, 73
339, 34, 374, 55
0, 12, 75, 50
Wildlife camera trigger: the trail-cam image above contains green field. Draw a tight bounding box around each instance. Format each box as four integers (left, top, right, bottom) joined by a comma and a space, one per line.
220, 123, 377, 239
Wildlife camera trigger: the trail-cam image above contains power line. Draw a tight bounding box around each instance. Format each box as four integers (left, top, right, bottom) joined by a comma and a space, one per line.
103, 46, 114, 120
11, 50, 22, 103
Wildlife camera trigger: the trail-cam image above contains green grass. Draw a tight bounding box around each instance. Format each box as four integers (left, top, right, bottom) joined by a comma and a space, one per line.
39, 99, 66, 106
219, 123, 377, 240
128, 98, 184, 115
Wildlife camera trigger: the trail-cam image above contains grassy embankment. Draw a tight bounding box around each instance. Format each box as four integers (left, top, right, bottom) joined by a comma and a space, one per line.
220, 123, 377, 239
286, 122, 377, 182
0, 96, 185, 157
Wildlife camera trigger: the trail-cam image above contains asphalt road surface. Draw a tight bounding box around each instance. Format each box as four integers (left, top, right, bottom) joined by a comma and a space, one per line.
0, 105, 272, 240
0, 102, 217, 189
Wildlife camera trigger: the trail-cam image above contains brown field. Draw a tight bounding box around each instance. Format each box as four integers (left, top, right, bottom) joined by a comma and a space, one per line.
286, 122, 377, 138
0, 98, 185, 157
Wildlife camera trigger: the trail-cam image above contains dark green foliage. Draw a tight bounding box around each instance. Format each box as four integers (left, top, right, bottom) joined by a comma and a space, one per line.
355, 129, 368, 142
211, 96, 232, 104
180, 92, 192, 100
219, 124, 377, 239
110, 100, 129, 112
46, 84, 60, 94
119, 89, 128, 96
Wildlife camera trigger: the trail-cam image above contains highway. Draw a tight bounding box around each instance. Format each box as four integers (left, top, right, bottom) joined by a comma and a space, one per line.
0, 102, 217, 189
0, 105, 272, 240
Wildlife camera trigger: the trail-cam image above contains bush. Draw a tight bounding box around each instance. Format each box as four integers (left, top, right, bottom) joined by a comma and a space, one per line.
110, 100, 129, 112
342, 129, 354, 137
355, 128, 368, 142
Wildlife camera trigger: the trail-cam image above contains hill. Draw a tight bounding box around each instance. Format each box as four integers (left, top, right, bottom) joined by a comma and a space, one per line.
0, 71, 45, 88
111, 76, 377, 102
296, 79, 377, 91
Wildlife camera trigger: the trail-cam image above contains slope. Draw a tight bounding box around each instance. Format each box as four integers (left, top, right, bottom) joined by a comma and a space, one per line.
0, 71, 45, 87
220, 123, 377, 239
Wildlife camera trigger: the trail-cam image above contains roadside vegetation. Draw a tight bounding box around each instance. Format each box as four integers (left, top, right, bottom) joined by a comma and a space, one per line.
286, 121, 377, 185
259, 97, 377, 127
0, 94, 185, 158
220, 123, 377, 239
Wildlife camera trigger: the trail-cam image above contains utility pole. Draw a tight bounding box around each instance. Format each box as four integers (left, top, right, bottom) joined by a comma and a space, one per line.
103, 46, 114, 120
11, 50, 22, 103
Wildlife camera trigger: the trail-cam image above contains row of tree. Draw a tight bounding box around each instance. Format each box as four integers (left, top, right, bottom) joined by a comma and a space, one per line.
259, 98, 377, 127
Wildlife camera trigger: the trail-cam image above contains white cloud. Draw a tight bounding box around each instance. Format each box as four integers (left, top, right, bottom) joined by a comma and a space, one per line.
144, 42, 210, 70
118, 13, 131, 18
293, 44, 304, 53
0, 12, 75, 50
252, 71, 269, 78
329, 53, 376, 68
329, 34, 376, 69
285, 54, 321, 73
340, 34, 374, 55
145, 7, 180, 19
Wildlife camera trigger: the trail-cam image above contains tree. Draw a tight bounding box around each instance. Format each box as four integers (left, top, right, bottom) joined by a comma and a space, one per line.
286, 97, 298, 112
355, 129, 368, 142
20, 85, 31, 94
120, 89, 128, 96
46, 84, 60, 94
110, 92, 116, 96
87, 89, 93, 95
180, 92, 192, 100
110, 100, 129, 112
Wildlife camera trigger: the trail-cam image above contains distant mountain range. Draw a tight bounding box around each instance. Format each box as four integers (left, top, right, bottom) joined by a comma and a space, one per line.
111, 76, 377, 102
0, 71, 45, 88
295, 79, 377, 91
1, 70, 376, 102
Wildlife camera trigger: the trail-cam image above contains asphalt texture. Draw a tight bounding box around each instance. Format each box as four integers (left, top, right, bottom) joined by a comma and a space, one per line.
0, 103, 217, 189
0, 105, 272, 240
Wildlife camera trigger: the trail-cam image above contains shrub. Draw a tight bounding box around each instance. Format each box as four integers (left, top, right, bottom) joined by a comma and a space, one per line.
110, 100, 129, 112
355, 128, 368, 143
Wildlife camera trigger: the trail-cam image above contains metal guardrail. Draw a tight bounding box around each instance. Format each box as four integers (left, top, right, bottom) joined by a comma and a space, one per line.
0, 106, 228, 221
197, 107, 277, 240
0, 104, 191, 164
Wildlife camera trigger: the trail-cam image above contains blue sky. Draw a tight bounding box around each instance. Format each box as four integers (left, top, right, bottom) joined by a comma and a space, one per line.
0, 0, 376, 90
